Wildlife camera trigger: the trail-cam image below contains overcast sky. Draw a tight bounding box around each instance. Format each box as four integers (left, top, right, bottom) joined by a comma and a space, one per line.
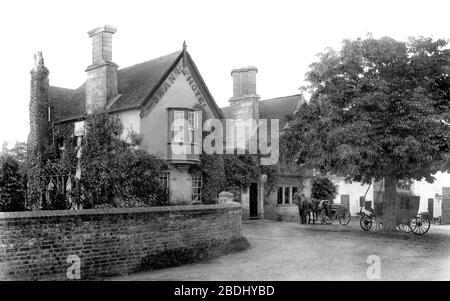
1, 0, 450, 146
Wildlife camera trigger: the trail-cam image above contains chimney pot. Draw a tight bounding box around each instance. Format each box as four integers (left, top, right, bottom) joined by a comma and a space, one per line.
230, 66, 258, 100
88, 25, 117, 65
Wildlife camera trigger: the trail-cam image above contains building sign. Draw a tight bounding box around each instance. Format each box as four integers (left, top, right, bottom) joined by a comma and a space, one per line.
143, 60, 206, 114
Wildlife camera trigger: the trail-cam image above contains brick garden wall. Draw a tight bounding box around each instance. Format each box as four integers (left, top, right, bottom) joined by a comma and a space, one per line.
0, 203, 242, 280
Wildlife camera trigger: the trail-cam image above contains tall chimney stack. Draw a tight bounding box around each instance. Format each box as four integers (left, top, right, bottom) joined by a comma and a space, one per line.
230, 66, 258, 99
228, 66, 260, 121
85, 25, 118, 114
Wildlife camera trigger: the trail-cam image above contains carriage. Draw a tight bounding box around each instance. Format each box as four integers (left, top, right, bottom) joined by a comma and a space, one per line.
320, 202, 351, 226
359, 193, 431, 235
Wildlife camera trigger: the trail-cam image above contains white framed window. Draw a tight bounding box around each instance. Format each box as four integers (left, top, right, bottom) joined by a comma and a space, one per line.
188, 111, 195, 127
187, 111, 201, 143
192, 173, 202, 202
173, 111, 185, 142
158, 172, 170, 196
277, 186, 299, 204
158, 172, 170, 188
188, 111, 195, 143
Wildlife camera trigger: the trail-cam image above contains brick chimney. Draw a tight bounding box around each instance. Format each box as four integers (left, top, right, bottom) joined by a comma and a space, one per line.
228, 66, 260, 121
85, 25, 118, 114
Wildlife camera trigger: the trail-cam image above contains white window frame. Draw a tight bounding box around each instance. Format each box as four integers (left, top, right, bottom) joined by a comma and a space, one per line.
277, 186, 298, 205
173, 111, 186, 143
191, 173, 202, 202
188, 111, 195, 143
158, 172, 170, 191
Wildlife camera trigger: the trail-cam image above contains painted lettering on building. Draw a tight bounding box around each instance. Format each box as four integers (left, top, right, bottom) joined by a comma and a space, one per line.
144, 60, 206, 114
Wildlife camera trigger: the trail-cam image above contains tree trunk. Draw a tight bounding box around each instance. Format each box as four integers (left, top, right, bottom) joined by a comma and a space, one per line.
383, 176, 398, 231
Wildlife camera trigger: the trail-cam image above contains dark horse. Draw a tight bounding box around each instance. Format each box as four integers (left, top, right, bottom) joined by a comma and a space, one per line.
299, 197, 331, 224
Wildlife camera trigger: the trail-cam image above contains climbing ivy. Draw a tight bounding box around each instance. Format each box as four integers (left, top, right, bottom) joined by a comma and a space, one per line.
79, 113, 168, 208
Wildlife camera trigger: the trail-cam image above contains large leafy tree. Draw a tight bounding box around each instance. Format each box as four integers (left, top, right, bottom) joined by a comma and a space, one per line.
284, 36, 450, 230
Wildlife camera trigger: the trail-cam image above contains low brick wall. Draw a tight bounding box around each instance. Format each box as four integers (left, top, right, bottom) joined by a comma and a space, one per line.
0, 203, 242, 280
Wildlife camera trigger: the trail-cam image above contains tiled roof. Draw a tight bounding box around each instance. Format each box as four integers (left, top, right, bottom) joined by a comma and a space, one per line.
259, 94, 305, 128
48, 86, 81, 121
221, 94, 305, 128
49, 50, 183, 122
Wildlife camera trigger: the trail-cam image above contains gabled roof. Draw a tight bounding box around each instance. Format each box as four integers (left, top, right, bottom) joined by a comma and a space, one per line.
220, 94, 305, 128
110, 51, 182, 112
49, 50, 191, 122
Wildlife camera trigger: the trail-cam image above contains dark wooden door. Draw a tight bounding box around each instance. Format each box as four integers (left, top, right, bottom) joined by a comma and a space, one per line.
341, 194, 350, 208
428, 198, 434, 219
250, 183, 258, 218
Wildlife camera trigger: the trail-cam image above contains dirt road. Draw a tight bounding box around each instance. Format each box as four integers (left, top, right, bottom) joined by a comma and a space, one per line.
112, 220, 450, 281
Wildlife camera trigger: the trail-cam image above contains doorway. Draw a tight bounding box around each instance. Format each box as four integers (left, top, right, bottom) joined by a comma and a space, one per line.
250, 183, 259, 218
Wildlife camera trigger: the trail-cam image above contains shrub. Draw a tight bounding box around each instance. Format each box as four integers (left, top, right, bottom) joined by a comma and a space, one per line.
311, 177, 338, 201
78, 113, 168, 208
0, 154, 26, 211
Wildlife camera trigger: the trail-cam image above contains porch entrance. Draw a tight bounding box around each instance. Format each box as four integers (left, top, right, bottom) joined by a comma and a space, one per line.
250, 183, 259, 219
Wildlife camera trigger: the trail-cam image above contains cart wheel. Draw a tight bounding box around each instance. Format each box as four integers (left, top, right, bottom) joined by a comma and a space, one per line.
397, 224, 411, 233
360, 214, 372, 231
339, 208, 351, 226
321, 209, 333, 225
410, 216, 430, 235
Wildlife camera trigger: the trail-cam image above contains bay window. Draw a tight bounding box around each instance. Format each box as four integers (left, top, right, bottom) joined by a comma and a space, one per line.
173, 111, 186, 142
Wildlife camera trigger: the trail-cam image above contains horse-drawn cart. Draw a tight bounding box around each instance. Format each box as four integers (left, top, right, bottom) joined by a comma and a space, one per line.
359, 194, 430, 235
320, 203, 351, 226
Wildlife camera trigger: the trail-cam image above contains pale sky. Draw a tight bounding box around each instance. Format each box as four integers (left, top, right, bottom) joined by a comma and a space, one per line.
1, 0, 450, 146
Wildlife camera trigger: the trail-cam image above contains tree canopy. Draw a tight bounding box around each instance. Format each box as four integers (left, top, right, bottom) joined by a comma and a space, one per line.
285, 36, 450, 184
283, 36, 450, 230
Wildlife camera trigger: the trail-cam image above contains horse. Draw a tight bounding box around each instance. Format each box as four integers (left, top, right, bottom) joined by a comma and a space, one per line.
299, 197, 316, 224
300, 198, 331, 224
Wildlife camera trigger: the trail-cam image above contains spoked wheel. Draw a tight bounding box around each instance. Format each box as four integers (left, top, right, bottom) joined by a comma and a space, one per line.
397, 223, 411, 233
410, 216, 430, 235
321, 209, 333, 225
360, 214, 372, 231
338, 209, 351, 226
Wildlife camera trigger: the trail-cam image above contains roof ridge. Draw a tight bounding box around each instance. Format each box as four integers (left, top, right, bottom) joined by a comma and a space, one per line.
118, 50, 182, 71
260, 93, 302, 102
49, 85, 76, 91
